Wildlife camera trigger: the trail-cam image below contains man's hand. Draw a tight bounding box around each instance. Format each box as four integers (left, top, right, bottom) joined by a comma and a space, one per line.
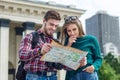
41, 43, 52, 55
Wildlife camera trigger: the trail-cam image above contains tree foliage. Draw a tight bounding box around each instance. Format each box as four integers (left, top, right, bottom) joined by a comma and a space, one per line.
98, 52, 120, 80
104, 52, 120, 74
98, 60, 117, 80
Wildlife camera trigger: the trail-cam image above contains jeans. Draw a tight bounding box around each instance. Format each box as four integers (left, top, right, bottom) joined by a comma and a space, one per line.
70, 71, 98, 80
26, 72, 57, 80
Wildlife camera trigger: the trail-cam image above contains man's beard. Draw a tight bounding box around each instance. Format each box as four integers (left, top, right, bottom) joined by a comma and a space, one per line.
44, 23, 52, 37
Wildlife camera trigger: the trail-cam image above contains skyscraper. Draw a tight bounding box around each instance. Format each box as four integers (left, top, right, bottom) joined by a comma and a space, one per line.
86, 11, 120, 55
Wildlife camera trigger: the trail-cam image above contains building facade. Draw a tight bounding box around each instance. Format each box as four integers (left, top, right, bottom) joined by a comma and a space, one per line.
0, 0, 85, 80
86, 11, 120, 55
103, 43, 119, 58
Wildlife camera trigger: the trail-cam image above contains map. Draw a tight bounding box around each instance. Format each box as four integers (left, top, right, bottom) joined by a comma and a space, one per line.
40, 40, 88, 70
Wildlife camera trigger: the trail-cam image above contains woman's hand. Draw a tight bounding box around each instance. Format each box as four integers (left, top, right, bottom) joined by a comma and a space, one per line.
80, 57, 87, 67
83, 65, 95, 73
67, 36, 77, 46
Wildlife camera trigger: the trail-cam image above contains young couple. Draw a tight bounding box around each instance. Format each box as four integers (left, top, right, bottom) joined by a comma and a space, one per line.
18, 10, 102, 80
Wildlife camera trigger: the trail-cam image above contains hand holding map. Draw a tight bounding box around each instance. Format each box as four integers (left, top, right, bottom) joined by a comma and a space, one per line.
40, 40, 88, 70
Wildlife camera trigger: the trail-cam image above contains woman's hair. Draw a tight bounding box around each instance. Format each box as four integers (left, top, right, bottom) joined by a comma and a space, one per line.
44, 10, 61, 21
59, 16, 85, 44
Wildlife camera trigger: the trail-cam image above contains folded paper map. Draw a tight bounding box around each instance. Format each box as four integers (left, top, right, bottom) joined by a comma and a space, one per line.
40, 40, 88, 70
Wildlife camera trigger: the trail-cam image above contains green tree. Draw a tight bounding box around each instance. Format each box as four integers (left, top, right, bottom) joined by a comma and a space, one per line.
98, 60, 117, 80
104, 52, 120, 74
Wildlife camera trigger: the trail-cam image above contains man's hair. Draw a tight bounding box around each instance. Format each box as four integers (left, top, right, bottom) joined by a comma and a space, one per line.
44, 10, 61, 21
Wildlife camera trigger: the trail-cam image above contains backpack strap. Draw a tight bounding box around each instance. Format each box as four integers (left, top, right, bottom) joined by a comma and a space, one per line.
31, 31, 61, 48
18, 32, 41, 63
31, 31, 39, 49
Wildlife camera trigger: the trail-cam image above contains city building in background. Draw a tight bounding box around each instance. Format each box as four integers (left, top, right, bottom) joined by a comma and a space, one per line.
85, 11, 120, 56
0, 0, 85, 80
103, 43, 119, 58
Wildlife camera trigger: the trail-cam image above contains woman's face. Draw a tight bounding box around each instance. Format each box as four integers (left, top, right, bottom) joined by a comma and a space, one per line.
66, 24, 79, 38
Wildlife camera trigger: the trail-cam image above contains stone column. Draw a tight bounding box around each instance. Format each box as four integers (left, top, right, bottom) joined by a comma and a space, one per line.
15, 27, 24, 68
22, 22, 35, 35
0, 18, 10, 80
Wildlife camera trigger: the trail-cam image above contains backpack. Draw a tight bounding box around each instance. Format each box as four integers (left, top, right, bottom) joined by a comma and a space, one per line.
16, 31, 39, 80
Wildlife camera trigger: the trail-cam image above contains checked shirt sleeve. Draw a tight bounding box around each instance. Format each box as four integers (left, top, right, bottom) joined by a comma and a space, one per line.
18, 33, 41, 61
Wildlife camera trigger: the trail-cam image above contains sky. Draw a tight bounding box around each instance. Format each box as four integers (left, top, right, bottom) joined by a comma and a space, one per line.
31, 0, 120, 31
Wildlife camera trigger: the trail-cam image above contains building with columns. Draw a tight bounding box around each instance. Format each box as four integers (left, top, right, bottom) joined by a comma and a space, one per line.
0, 0, 85, 80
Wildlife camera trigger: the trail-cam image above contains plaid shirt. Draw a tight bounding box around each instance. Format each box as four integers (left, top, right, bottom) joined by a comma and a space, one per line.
19, 29, 57, 72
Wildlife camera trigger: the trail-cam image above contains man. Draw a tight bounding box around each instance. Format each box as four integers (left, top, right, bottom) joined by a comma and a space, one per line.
19, 10, 62, 80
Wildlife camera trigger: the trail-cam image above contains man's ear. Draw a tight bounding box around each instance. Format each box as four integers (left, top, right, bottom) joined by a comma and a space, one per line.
43, 19, 46, 23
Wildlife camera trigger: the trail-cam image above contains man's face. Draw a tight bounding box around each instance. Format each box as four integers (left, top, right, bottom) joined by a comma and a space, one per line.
43, 19, 60, 36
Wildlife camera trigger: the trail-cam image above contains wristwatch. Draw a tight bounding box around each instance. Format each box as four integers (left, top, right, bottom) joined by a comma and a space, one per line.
38, 48, 42, 54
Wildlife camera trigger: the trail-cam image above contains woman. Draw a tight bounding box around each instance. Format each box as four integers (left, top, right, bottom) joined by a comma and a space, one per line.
60, 16, 102, 80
